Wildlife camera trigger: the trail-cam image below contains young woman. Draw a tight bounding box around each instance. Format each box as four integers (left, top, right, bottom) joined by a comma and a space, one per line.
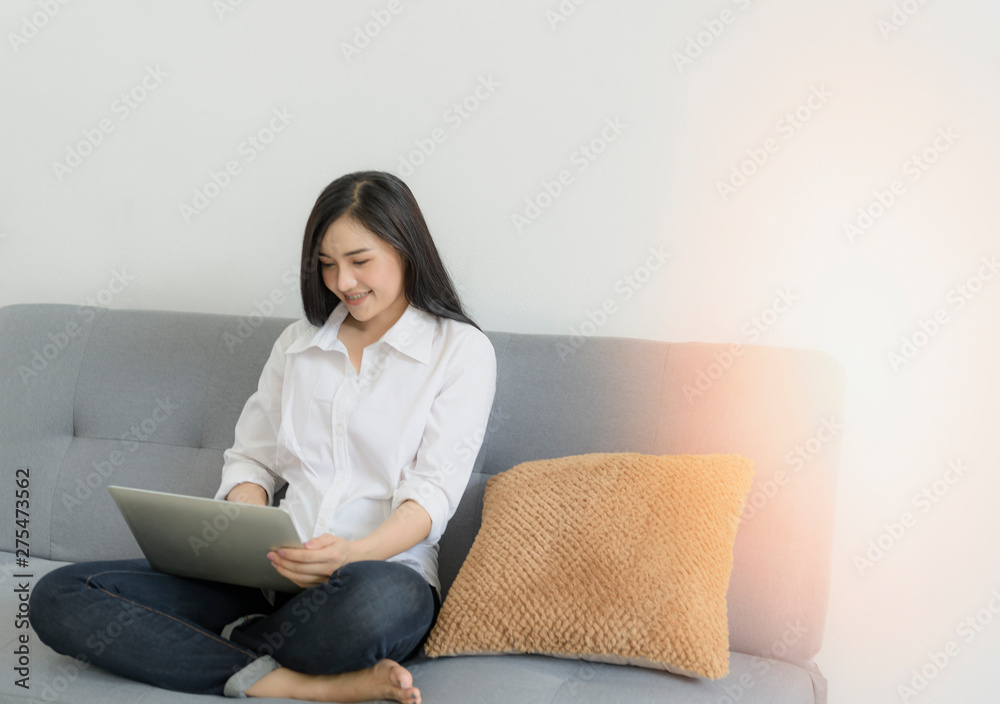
30, 171, 497, 703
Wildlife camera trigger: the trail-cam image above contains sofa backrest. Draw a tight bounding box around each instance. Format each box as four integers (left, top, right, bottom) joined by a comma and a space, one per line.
0, 304, 844, 664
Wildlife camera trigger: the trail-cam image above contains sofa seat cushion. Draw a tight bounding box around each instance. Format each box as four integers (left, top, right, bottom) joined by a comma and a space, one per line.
407, 652, 824, 704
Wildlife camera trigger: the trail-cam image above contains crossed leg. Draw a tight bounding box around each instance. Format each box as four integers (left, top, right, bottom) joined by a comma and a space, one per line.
30, 558, 438, 701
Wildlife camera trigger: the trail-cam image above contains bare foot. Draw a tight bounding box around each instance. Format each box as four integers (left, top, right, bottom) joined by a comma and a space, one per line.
246, 659, 421, 703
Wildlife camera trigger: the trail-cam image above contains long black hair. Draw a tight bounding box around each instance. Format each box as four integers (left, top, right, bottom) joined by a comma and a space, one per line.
300, 171, 479, 330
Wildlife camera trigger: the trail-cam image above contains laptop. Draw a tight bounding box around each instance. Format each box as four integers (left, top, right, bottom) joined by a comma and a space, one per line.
108, 485, 305, 593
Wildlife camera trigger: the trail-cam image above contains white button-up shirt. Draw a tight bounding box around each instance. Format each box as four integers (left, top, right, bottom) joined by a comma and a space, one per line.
214, 303, 497, 592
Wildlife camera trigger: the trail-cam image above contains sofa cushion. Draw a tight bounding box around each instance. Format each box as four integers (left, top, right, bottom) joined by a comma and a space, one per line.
424, 453, 754, 679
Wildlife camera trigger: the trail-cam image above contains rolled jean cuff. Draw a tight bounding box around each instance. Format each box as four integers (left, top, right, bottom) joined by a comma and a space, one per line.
224, 655, 280, 698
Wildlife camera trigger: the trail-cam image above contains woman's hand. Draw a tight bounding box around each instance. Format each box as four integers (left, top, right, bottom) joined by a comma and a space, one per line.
267, 533, 356, 589
267, 501, 430, 589
226, 482, 268, 506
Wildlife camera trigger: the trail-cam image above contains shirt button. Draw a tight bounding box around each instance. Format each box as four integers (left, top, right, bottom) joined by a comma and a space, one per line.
335, 423, 344, 435
335, 475, 346, 485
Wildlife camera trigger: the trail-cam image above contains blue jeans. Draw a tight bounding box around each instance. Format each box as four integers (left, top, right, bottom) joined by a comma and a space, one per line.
29, 558, 440, 697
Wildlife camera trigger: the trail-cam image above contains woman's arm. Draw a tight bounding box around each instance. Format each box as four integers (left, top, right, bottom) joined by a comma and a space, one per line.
390, 329, 497, 545
225, 482, 268, 505
353, 499, 432, 561
215, 320, 313, 504
266, 500, 431, 588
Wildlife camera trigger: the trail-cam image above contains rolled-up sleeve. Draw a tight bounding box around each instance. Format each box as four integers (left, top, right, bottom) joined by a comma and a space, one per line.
213, 321, 307, 505
392, 329, 497, 545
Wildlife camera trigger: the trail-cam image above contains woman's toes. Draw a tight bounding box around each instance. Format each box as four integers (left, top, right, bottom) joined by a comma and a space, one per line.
373, 660, 419, 703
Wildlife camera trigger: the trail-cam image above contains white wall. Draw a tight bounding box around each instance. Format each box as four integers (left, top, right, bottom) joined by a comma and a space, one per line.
3, 1, 999, 702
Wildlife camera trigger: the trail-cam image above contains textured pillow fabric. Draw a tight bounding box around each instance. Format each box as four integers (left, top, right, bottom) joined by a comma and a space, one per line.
424, 452, 754, 679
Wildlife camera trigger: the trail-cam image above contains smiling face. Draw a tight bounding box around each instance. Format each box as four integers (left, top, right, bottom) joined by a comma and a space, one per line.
319, 215, 408, 336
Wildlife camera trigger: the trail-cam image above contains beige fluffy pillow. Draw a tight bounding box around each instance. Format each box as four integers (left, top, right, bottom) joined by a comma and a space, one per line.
424, 452, 754, 679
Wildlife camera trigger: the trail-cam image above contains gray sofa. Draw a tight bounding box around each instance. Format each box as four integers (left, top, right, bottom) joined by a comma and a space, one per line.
0, 303, 844, 704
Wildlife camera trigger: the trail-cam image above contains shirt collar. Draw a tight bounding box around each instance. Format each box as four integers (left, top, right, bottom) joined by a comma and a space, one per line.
286, 303, 435, 365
